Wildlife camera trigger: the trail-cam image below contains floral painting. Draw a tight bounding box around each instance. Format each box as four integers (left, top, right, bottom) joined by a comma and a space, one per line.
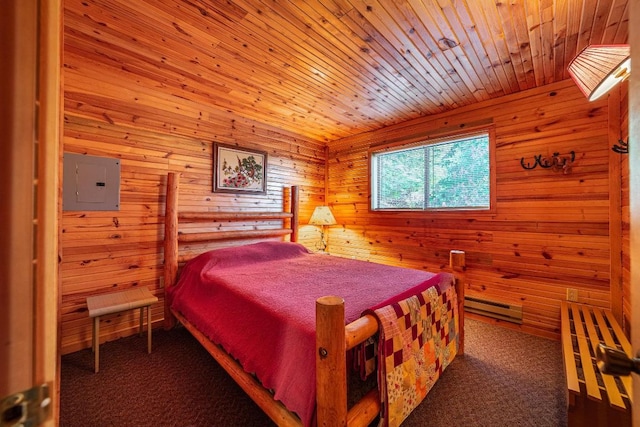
213, 143, 267, 193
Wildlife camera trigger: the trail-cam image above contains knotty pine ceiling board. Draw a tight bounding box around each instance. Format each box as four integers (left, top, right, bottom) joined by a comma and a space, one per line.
65, 0, 629, 142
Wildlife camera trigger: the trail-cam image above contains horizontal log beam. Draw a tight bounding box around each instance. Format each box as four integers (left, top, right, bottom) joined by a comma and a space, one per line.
177, 229, 292, 243
345, 314, 378, 351
347, 389, 380, 427
178, 211, 293, 221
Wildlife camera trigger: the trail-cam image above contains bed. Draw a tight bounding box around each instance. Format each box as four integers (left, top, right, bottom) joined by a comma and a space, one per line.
162, 172, 466, 426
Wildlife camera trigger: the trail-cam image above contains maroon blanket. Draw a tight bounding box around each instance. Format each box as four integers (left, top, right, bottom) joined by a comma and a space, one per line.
168, 241, 453, 426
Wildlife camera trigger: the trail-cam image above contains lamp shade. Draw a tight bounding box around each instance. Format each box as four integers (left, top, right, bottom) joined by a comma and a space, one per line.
308, 205, 337, 226
568, 44, 630, 101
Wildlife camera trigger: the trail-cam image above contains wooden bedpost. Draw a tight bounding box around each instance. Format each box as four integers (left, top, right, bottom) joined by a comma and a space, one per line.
316, 296, 347, 426
291, 185, 299, 242
164, 172, 179, 330
449, 250, 466, 355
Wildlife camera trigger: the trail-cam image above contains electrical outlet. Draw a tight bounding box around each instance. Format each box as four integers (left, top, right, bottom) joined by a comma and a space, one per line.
566, 288, 578, 302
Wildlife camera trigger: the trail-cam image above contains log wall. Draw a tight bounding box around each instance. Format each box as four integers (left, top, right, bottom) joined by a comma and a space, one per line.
61, 5, 326, 354
326, 79, 618, 339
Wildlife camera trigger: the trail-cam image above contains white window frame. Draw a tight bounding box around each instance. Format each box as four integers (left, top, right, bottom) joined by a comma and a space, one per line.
369, 128, 496, 213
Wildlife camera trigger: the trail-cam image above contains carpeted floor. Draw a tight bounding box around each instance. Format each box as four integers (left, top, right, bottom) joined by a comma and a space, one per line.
60, 319, 567, 426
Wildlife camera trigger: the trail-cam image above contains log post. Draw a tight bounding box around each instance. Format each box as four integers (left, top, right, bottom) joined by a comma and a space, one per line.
316, 296, 347, 426
164, 172, 179, 330
291, 185, 299, 242
449, 250, 466, 355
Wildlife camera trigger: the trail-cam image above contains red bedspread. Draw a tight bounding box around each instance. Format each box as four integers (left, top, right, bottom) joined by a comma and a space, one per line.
168, 241, 454, 426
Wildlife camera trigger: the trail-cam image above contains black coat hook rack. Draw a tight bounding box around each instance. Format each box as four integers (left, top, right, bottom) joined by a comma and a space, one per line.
612, 138, 628, 154
520, 151, 575, 174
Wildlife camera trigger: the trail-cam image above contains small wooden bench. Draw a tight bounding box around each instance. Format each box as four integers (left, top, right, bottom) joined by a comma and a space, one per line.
560, 302, 632, 426
87, 287, 158, 373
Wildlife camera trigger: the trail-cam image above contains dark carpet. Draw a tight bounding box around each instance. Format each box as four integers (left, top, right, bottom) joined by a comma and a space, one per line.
60, 319, 567, 426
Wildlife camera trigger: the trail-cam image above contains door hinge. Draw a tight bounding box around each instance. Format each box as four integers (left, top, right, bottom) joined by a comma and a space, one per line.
1, 383, 51, 427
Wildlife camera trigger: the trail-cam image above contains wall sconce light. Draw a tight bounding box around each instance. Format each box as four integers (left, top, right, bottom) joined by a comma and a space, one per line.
568, 44, 630, 101
308, 205, 337, 252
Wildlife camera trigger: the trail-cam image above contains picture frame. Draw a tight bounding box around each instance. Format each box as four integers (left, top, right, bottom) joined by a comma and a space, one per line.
213, 143, 267, 193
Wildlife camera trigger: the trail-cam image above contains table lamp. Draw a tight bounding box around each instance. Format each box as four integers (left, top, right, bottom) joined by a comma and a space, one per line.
308, 205, 337, 252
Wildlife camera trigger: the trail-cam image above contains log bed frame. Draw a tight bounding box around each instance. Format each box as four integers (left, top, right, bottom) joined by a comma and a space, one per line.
162, 172, 466, 426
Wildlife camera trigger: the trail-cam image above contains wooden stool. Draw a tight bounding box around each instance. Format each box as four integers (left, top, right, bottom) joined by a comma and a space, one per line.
87, 287, 158, 373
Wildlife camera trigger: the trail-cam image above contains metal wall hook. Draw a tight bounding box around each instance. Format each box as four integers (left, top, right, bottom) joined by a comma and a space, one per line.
612, 138, 629, 154
520, 151, 575, 173
596, 343, 640, 376
520, 156, 538, 170
537, 154, 554, 169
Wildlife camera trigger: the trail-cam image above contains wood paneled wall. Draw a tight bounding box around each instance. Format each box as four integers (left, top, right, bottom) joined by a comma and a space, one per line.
61, 6, 326, 354
620, 83, 631, 334
60, 1, 630, 353
326, 79, 617, 339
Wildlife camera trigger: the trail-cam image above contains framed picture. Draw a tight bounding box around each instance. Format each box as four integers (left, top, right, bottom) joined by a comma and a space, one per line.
213, 143, 267, 193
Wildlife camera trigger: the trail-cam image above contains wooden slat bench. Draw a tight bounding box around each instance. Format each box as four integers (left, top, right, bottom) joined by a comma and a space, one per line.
560, 302, 632, 426
87, 287, 158, 373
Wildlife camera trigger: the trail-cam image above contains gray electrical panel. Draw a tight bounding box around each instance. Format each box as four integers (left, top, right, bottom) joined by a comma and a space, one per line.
63, 153, 120, 211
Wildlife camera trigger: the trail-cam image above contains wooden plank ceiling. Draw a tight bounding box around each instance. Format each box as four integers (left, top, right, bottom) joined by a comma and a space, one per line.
68, 0, 629, 142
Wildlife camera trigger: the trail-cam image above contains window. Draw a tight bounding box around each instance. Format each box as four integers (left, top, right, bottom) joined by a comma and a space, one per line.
370, 131, 493, 211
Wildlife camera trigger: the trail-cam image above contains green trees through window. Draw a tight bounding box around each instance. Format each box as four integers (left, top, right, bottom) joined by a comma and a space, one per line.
371, 133, 491, 210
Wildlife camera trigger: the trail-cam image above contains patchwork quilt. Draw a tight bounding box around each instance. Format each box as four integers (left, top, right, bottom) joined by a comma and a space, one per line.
372, 283, 459, 427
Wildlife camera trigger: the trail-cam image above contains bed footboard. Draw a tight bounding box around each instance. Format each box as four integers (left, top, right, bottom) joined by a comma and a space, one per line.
315, 250, 466, 426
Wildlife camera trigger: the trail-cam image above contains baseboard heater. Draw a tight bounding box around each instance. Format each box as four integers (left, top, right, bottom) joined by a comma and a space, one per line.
464, 296, 523, 324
